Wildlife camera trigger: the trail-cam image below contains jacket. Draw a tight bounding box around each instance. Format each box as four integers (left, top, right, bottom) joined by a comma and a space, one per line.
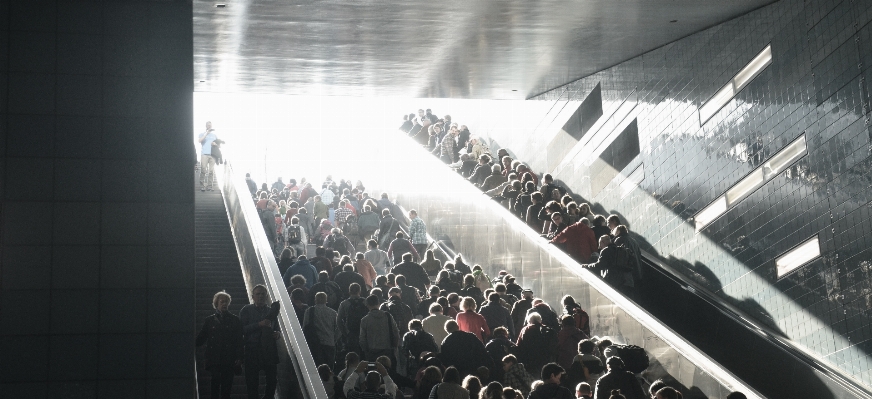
283, 258, 318, 288
594, 369, 646, 399
529, 383, 574, 399
359, 309, 400, 354
438, 330, 494, 377
479, 301, 515, 338
196, 311, 243, 370
455, 310, 491, 342
357, 211, 381, 231
551, 221, 598, 264
391, 261, 430, 292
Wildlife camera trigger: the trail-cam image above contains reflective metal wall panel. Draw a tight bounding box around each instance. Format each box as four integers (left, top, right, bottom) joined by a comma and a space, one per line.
478, 0, 872, 391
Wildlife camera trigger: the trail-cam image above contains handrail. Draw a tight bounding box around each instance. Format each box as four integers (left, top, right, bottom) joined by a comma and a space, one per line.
218, 160, 327, 399
640, 250, 872, 399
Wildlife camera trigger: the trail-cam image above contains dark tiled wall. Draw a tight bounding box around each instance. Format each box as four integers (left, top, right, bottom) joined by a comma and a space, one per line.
0, 1, 195, 397
491, 0, 872, 389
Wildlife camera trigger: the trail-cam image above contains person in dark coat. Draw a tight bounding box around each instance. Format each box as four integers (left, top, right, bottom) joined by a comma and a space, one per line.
510, 289, 534, 331
392, 253, 430, 293
551, 218, 598, 264
377, 209, 400, 248
479, 292, 515, 338
593, 357, 646, 399
583, 235, 635, 299
515, 313, 557, 376
591, 215, 611, 242
529, 363, 574, 399
484, 327, 515, 383
526, 299, 560, 330
282, 255, 318, 288
438, 320, 494, 377
196, 291, 243, 399
334, 264, 367, 299
240, 285, 280, 399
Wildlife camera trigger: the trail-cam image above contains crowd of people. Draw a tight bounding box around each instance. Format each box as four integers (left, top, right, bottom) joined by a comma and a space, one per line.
195, 117, 749, 399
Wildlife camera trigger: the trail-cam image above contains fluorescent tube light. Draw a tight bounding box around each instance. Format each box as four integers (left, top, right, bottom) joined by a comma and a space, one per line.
764, 135, 806, 178
700, 44, 772, 125
699, 84, 735, 123
733, 45, 772, 89
776, 236, 820, 278
620, 164, 645, 199
726, 168, 764, 206
695, 196, 727, 231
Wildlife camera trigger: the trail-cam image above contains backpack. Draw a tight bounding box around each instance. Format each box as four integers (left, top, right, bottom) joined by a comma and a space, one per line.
472, 270, 491, 291
607, 344, 649, 373
312, 282, 341, 309
288, 225, 302, 244
385, 300, 413, 335
569, 305, 591, 337
326, 234, 349, 256
345, 297, 368, 337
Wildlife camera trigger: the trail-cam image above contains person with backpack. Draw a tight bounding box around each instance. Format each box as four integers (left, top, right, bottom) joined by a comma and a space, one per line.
363, 239, 391, 277
567, 340, 605, 387
377, 209, 400, 248
391, 252, 430, 293
309, 271, 342, 310
337, 283, 368, 356
401, 319, 439, 376
286, 216, 308, 259
562, 295, 591, 338
612, 224, 642, 287
557, 315, 587, 370
479, 292, 515, 339
380, 287, 414, 336
439, 320, 494, 377
516, 312, 557, 375
470, 265, 491, 292
459, 275, 485, 310
356, 205, 381, 242
582, 235, 636, 300
359, 294, 400, 365
324, 228, 355, 258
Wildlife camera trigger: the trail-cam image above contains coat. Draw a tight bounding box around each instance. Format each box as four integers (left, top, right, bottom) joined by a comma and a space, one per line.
439, 331, 494, 377
196, 311, 243, 371
551, 221, 598, 264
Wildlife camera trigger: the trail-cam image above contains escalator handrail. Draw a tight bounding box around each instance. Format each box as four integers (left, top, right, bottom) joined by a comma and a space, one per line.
218, 161, 328, 399
639, 250, 872, 399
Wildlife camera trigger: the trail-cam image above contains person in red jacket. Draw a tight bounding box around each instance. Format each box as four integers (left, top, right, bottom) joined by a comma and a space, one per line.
455, 297, 491, 342
550, 217, 598, 263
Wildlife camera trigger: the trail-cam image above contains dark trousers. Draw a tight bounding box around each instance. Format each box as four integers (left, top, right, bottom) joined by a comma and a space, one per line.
245, 351, 277, 399
313, 344, 335, 370
210, 365, 235, 399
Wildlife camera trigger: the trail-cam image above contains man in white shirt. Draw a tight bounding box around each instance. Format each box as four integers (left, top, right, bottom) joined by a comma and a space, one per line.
198, 121, 218, 191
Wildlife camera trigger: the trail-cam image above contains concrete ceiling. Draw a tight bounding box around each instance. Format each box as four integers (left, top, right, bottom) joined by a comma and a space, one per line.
194, 0, 775, 99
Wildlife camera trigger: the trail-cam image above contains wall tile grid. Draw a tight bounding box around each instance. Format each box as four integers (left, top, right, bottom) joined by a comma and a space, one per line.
0, 0, 196, 397
510, 0, 872, 390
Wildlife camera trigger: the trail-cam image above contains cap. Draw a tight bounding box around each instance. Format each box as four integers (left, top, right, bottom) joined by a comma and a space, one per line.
499, 270, 508, 275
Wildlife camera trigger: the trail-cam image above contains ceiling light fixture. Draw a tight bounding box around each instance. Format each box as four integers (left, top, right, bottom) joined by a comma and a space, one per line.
776, 236, 820, 278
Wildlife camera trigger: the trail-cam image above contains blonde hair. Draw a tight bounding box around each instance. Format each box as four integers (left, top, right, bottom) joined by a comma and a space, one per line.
212, 291, 231, 309
461, 296, 478, 311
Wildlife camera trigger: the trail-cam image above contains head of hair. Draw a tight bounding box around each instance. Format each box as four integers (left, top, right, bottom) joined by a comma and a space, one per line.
540, 363, 564, 381
608, 390, 626, 399
290, 274, 306, 286
429, 303, 443, 314
606, 356, 625, 369
317, 364, 333, 381
365, 295, 380, 308
461, 296, 477, 311
448, 292, 459, 304
364, 371, 381, 390
442, 366, 461, 384
280, 248, 293, 260
481, 381, 503, 399
291, 288, 305, 302
593, 215, 607, 226
463, 375, 482, 396
402, 252, 413, 262
576, 382, 591, 395
376, 355, 391, 369
386, 273, 396, 285
388, 287, 401, 297
494, 283, 506, 293
345, 351, 359, 366
726, 393, 748, 399
613, 224, 628, 236
503, 388, 518, 399
367, 239, 378, 249
502, 354, 518, 365
655, 387, 682, 399
212, 291, 231, 309
492, 326, 508, 338
314, 292, 328, 304
422, 366, 443, 384
381, 208, 391, 217
343, 264, 354, 272
488, 292, 501, 303
348, 283, 361, 295
561, 315, 576, 327
607, 214, 621, 225
464, 274, 475, 286
444, 320, 459, 333
579, 340, 595, 354
526, 312, 542, 325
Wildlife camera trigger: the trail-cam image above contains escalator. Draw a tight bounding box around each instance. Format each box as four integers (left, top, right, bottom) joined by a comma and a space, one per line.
194, 170, 251, 398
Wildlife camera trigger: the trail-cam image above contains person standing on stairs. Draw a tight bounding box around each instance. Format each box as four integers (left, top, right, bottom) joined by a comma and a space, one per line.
196, 291, 243, 399
240, 285, 280, 399
198, 121, 218, 192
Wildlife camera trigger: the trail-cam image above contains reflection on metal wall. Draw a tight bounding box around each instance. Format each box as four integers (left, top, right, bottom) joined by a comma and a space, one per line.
484, 0, 872, 391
